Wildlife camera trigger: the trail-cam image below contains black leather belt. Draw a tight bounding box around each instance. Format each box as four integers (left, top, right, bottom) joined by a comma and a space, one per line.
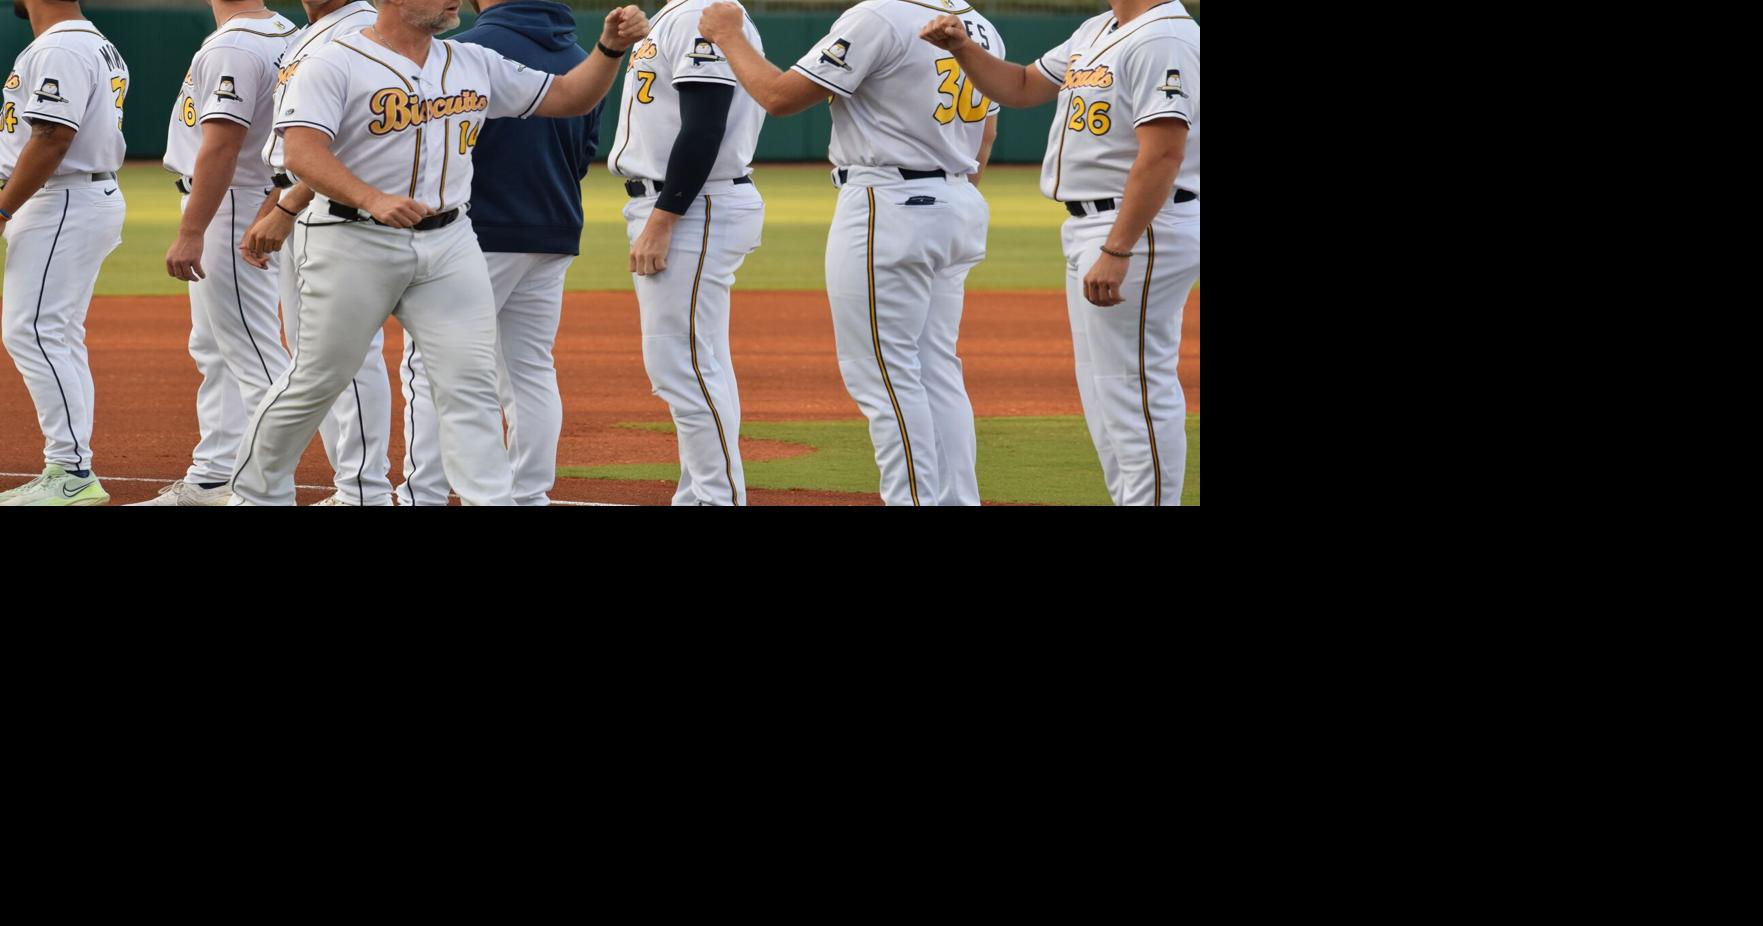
835, 167, 946, 185
327, 200, 461, 231
1065, 189, 1196, 217
177, 176, 281, 195
624, 175, 752, 197
271, 172, 294, 189
3, 171, 114, 191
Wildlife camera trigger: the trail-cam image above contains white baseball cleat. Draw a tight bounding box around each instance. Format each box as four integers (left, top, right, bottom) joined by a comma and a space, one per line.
126, 480, 231, 507
0, 465, 111, 507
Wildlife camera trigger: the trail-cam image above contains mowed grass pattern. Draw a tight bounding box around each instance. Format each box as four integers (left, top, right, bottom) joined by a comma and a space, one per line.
560, 416, 1201, 506
27, 163, 1072, 296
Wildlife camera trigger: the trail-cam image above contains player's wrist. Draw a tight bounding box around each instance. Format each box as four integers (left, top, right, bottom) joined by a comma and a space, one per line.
1099, 245, 1132, 259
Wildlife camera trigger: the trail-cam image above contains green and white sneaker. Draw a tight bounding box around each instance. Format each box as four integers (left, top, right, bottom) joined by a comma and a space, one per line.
0, 465, 110, 507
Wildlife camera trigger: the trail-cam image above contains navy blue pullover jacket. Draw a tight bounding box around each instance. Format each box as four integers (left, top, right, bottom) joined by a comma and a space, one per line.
456, 1, 602, 254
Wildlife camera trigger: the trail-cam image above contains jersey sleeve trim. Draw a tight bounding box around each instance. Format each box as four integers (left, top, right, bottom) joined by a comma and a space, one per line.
790, 63, 852, 98
1132, 109, 1190, 127
517, 72, 554, 119
200, 111, 253, 128
21, 111, 80, 130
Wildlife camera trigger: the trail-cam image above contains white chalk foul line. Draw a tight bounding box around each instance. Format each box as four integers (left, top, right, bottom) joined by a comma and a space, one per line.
1, 472, 629, 507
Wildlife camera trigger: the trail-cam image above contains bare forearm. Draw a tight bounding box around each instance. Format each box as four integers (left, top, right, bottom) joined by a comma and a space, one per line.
1104, 150, 1183, 253
952, 45, 1053, 108
179, 133, 245, 236
252, 189, 281, 223
972, 114, 998, 185
719, 32, 792, 114
0, 126, 74, 216
280, 182, 316, 213
537, 52, 622, 118
287, 143, 383, 210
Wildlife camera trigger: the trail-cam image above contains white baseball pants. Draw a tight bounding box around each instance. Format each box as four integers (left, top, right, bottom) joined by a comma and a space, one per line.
399, 250, 572, 507
278, 222, 393, 505
625, 181, 764, 507
1, 177, 125, 472
181, 186, 288, 485
1062, 197, 1199, 507
826, 169, 985, 507
232, 205, 514, 506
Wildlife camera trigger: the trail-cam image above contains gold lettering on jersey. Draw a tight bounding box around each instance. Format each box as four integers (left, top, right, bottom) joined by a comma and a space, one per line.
278, 61, 301, 87
1063, 65, 1114, 90
3, 72, 17, 91
628, 39, 658, 71
368, 87, 490, 136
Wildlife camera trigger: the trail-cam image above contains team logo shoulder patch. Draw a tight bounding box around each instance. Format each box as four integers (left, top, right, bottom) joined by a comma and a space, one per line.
215, 76, 243, 101
4, 72, 18, 91
34, 78, 65, 103
819, 38, 853, 70
687, 37, 725, 66
1159, 68, 1186, 99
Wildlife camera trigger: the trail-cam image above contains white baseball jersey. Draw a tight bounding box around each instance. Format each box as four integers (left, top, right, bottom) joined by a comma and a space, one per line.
164, 13, 299, 187
275, 35, 554, 212
0, 20, 128, 178
1036, 2, 1200, 202
791, 0, 1003, 175
607, 0, 765, 182
262, 0, 378, 175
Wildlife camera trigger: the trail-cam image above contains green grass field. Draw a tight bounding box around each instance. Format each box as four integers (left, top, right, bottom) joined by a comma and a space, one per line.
560, 415, 1201, 506
77, 162, 1072, 296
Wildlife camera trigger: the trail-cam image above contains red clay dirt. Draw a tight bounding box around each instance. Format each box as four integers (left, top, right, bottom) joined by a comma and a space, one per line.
1, 290, 1199, 505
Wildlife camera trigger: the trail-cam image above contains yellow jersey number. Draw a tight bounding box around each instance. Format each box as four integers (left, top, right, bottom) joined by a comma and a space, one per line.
2, 102, 15, 134
112, 76, 127, 129
633, 71, 657, 104
181, 96, 197, 127
458, 119, 482, 155
933, 58, 991, 125
1066, 96, 1111, 136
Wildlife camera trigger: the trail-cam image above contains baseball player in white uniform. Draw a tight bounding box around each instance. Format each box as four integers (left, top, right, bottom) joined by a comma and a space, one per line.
700, 0, 1001, 507
610, 0, 766, 506
238, 0, 393, 506
0, 0, 127, 507
397, 0, 607, 508
130, 2, 300, 506
923, 0, 1198, 506
228, 0, 648, 505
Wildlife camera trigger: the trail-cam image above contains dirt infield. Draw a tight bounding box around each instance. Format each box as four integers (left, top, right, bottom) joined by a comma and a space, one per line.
1, 289, 1199, 505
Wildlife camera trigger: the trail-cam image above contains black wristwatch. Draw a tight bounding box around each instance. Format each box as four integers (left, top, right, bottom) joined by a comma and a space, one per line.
597, 40, 626, 59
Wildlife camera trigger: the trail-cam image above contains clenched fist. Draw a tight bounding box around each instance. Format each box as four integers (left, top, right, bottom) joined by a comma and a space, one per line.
699, 2, 744, 45
919, 14, 969, 51
601, 5, 650, 52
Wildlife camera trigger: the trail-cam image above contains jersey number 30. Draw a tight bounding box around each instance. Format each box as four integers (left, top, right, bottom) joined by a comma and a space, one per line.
933, 58, 990, 125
